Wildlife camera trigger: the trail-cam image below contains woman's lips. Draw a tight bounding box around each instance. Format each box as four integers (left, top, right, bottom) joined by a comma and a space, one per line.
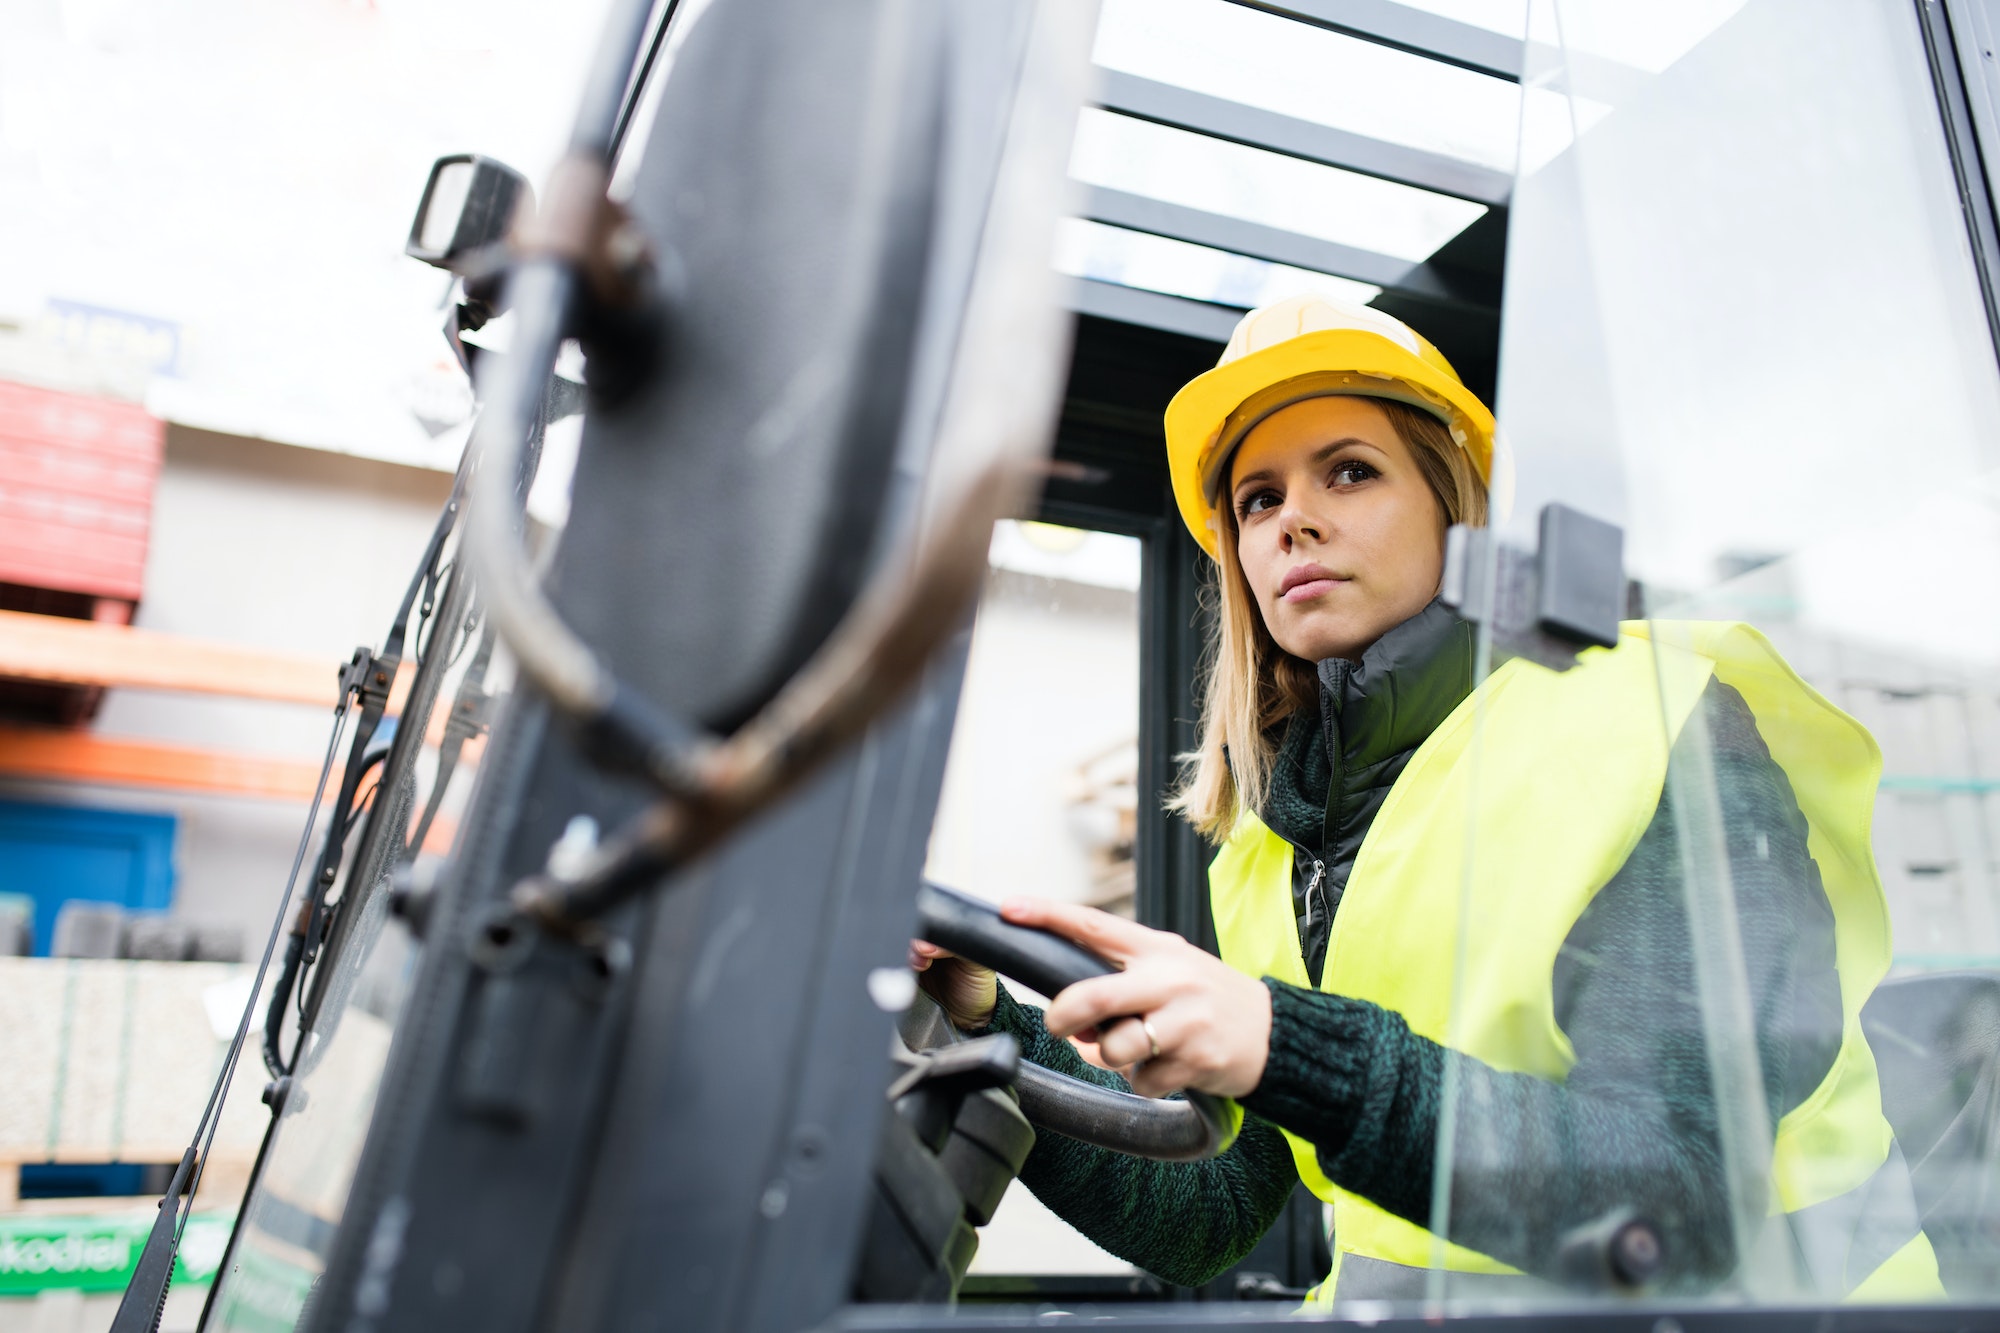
1281, 577, 1345, 604
1278, 564, 1347, 603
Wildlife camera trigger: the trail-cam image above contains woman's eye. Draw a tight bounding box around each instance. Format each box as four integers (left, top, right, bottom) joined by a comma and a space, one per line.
1330, 460, 1378, 487
1237, 489, 1280, 517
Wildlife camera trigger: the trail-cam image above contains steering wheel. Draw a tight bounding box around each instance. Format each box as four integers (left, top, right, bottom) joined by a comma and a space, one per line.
912, 882, 1241, 1162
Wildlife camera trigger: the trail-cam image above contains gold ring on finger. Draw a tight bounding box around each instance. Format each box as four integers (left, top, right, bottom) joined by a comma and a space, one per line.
1141, 1016, 1162, 1062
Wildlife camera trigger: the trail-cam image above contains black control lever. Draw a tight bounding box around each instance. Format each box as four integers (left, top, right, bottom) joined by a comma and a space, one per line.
888, 1034, 1021, 1152
887, 1032, 1021, 1102
914, 881, 1239, 1162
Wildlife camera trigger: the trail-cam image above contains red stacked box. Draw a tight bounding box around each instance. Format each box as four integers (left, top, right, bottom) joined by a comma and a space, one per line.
0, 381, 165, 602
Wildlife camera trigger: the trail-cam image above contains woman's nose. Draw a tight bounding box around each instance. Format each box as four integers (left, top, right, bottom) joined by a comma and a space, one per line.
1278, 499, 1323, 546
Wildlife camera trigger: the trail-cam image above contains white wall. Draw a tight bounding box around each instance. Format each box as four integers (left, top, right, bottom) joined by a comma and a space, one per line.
927, 566, 1140, 911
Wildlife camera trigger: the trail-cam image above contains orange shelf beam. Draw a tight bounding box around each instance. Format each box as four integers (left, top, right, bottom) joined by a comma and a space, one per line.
0, 609, 413, 708
0, 727, 485, 813
0, 612, 484, 806
0, 728, 324, 801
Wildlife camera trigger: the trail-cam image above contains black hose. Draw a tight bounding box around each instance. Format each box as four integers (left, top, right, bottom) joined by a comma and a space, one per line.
262, 933, 303, 1079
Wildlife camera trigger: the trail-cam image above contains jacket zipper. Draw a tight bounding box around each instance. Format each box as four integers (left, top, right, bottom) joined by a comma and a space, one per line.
1303, 857, 1327, 933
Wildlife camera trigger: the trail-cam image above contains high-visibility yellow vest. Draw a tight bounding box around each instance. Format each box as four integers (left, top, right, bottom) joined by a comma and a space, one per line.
1208, 622, 1942, 1304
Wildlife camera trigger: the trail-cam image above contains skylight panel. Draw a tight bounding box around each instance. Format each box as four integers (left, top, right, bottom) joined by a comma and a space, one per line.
1069, 109, 1487, 264
1054, 218, 1382, 311
1393, 0, 1529, 39
1092, 0, 1523, 174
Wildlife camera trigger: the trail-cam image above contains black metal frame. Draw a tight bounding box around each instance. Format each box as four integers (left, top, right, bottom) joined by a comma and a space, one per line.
1922, 0, 2000, 360
609, 0, 685, 153
830, 1300, 2000, 1331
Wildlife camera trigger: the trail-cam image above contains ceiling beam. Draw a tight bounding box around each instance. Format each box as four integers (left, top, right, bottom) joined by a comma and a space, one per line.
1066, 278, 1240, 343
1080, 187, 1501, 311
1096, 70, 1512, 206
1226, 0, 1523, 81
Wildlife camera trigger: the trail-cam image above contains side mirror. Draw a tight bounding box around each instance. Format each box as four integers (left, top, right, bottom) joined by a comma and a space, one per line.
406, 154, 531, 274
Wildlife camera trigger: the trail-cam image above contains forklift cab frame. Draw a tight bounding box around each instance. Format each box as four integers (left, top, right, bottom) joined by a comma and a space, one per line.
181, 1, 2000, 1331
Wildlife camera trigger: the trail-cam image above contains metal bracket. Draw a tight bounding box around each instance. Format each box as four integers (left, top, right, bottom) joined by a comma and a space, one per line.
301, 647, 399, 967
442, 686, 494, 742
1441, 503, 1628, 672
337, 646, 395, 712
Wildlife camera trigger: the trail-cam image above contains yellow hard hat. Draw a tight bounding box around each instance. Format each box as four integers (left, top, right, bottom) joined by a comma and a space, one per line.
1163, 294, 1496, 556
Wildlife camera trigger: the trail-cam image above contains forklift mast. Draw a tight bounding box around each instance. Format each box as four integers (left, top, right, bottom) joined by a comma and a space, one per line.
198, 1, 1099, 1330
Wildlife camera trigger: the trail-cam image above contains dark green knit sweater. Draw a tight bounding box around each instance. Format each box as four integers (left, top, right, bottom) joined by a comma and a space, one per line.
985, 608, 1844, 1292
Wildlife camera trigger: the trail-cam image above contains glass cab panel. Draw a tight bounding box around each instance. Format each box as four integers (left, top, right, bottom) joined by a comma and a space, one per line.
1421, 0, 2000, 1311
925, 519, 1151, 1288
928, 521, 1145, 921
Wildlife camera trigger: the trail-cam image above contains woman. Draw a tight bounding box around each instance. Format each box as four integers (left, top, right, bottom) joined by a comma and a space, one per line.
913, 295, 1939, 1303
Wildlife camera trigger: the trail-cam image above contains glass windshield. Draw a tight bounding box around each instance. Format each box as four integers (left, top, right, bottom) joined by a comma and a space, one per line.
1416, 0, 2000, 1312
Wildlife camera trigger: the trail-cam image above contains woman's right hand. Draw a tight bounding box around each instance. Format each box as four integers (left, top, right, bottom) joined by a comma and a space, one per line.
909, 939, 997, 1030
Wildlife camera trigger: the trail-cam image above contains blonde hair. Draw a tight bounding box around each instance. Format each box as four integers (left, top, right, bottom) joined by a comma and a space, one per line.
1168, 397, 1489, 842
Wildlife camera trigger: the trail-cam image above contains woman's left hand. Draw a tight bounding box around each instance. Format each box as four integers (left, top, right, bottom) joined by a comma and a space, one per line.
1003, 897, 1271, 1100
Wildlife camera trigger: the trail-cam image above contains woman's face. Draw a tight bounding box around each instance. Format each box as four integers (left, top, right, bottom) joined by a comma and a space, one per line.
1227, 395, 1445, 663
